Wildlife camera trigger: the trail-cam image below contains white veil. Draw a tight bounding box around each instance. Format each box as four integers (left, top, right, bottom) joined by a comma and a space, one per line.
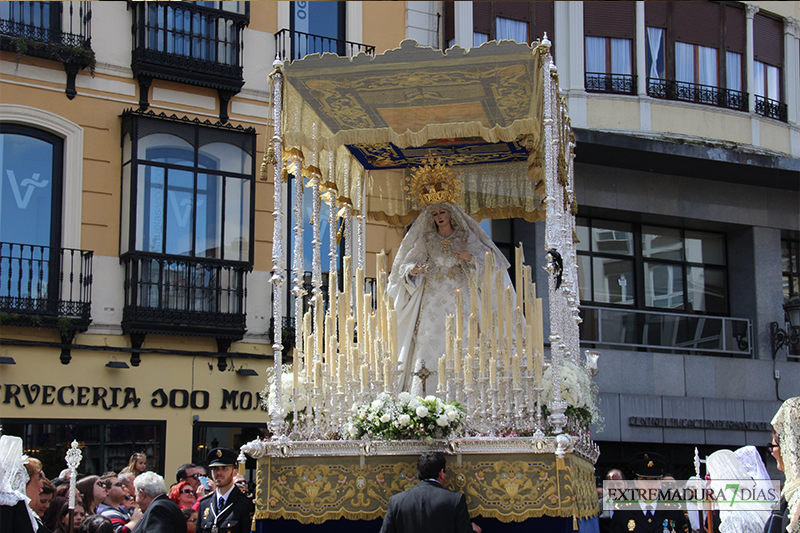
0, 435, 38, 531
707, 449, 771, 533
772, 397, 800, 533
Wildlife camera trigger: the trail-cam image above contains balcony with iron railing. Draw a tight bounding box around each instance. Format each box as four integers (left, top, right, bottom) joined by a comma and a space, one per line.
755, 94, 788, 122
0, 1, 93, 98
647, 78, 748, 112
0, 242, 93, 327
121, 252, 249, 339
274, 28, 375, 62
585, 72, 637, 95
129, 1, 248, 120
580, 305, 752, 358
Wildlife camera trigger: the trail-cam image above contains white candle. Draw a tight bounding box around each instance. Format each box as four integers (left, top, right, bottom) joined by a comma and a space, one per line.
505, 286, 513, 365
515, 244, 523, 309
438, 357, 446, 392
470, 274, 478, 318
454, 337, 462, 375
479, 332, 487, 376
383, 358, 391, 392
496, 272, 505, 339
455, 289, 463, 342
315, 293, 324, 357
360, 363, 369, 393
389, 308, 398, 365
467, 314, 477, 357
338, 354, 345, 390
512, 354, 520, 388
445, 315, 453, 365
489, 357, 497, 388
313, 360, 322, 388
464, 354, 473, 385
357, 267, 365, 341
306, 335, 314, 382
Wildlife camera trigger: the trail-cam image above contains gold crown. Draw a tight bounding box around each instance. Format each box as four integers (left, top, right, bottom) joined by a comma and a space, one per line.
405, 154, 463, 207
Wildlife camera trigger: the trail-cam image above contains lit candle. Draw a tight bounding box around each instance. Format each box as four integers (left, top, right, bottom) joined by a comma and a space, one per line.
438, 357, 446, 392
489, 357, 497, 388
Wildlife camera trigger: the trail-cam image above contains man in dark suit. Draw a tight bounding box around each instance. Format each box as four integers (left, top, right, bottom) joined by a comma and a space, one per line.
131, 471, 187, 533
197, 448, 254, 533
609, 452, 690, 533
379, 451, 481, 533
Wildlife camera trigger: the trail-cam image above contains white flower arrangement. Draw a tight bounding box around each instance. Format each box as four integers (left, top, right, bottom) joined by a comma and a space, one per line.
259, 364, 310, 424
541, 360, 602, 430
344, 392, 465, 441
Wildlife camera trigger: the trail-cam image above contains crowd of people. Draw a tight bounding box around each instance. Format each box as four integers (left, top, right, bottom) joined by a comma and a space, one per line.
0, 443, 255, 533
2, 397, 797, 533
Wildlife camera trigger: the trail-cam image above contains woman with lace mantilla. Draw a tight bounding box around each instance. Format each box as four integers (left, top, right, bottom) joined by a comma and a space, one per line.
388, 198, 511, 396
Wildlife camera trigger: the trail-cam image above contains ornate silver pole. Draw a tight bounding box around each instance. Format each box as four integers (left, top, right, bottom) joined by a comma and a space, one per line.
66, 440, 82, 533
356, 168, 365, 271
269, 58, 287, 437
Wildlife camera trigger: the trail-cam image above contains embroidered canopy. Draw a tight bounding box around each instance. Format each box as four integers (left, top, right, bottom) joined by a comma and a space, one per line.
280, 39, 554, 226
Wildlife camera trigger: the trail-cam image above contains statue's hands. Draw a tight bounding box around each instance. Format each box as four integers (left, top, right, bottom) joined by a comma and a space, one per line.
453, 247, 472, 262
411, 262, 429, 275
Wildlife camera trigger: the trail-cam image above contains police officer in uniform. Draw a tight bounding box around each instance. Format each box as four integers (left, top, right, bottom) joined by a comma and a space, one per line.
609, 452, 690, 533
197, 448, 254, 533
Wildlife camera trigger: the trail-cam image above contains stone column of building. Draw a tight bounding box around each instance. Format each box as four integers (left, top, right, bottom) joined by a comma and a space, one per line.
554, 1, 586, 127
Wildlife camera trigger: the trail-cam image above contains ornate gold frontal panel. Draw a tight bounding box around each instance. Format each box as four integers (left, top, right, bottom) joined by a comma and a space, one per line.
255, 452, 597, 524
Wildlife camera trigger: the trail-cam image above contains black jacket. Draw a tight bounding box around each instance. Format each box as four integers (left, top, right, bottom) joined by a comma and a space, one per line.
197, 486, 255, 533
131, 494, 187, 533
608, 504, 690, 533
379, 480, 472, 533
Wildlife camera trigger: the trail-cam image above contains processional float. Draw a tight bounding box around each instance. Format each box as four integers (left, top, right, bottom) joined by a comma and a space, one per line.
241, 37, 601, 531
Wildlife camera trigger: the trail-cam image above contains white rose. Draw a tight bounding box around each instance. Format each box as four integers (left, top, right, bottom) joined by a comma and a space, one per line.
398, 414, 411, 426
425, 395, 436, 402
424, 436, 434, 444
416, 406, 429, 418
436, 415, 449, 427
398, 392, 412, 404
371, 399, 384, 410
446, 409, 458, 421
380, 413, 391, 423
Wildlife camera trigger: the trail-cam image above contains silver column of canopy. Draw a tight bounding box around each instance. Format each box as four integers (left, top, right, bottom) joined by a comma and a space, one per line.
269, 59, 286, 436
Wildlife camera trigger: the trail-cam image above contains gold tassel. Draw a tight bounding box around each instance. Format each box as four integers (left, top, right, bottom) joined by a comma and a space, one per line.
573, 516, 578, 530
281, 167, 289, 183
259, 161, 268, 181
265, 145, 277, 165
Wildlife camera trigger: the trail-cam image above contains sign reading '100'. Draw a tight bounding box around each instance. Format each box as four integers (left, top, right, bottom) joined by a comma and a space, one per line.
1, 384, 264, 411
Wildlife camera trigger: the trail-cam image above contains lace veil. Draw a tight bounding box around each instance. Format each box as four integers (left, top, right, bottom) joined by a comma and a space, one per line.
772, 397, 800, 533
0, 434, 38, 531
387, 202, 510, 289
707, 449, 772, 533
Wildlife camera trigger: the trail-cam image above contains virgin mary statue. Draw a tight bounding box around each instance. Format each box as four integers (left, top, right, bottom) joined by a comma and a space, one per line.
387, 199, 511, 396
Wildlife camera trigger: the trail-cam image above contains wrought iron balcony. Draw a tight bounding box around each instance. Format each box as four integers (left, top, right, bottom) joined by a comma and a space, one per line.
0, 242, 93, 324
121, 252, 248, 339
274, 28, 375, 61
585, 72, 636, 95
129, 1, 248, 120
580, 305, 752, 357
0, 2, 93, 98
755, 95, 788, 122
647, 78, 748, 112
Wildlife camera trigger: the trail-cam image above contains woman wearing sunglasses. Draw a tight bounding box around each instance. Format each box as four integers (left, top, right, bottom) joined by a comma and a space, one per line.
76, 476, 109, 515
168, 481, 197, 509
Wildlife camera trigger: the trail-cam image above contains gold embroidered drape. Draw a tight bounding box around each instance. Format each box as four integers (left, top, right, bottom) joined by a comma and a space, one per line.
255, 452, 597, 524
